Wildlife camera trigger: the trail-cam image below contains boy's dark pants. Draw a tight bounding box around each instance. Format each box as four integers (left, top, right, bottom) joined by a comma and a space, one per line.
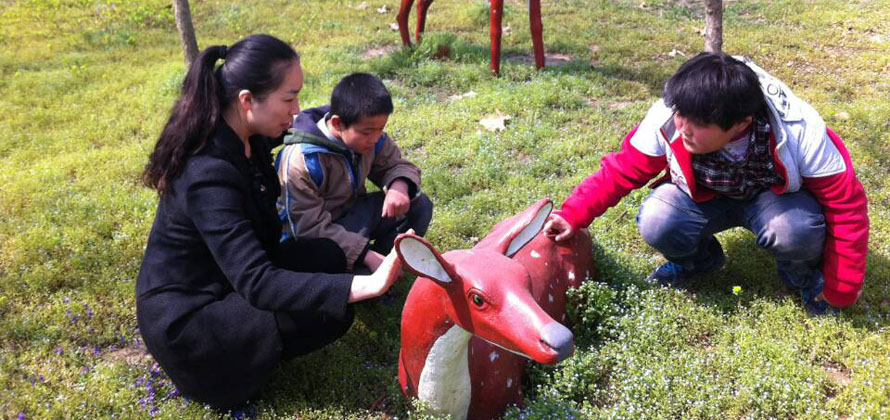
636, 183, 826, 297
335, 191, 434, 266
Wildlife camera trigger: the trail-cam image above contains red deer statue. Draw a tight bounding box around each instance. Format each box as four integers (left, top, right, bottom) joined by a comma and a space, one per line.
396, 0, 545, 74
394, 198, 592, 420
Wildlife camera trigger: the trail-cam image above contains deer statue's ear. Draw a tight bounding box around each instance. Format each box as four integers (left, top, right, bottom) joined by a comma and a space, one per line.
505, 200, 552, 257
395, 234, 456, 284
476, 198, 553, 258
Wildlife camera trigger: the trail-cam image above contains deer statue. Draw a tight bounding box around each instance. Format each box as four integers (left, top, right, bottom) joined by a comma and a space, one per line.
396, 0, 545, 74
394, 198, 592, 420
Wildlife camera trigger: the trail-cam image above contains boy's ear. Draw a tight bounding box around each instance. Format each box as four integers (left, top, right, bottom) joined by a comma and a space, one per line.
329, 114, 343, 134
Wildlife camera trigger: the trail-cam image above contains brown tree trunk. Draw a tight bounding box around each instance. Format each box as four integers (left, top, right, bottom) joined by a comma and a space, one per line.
173, 0, 199, 67
703, 0, 723, 53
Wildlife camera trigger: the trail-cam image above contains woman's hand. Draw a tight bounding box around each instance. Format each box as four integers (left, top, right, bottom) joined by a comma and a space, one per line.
544, 214, 575, 242
349, 247, 403, 303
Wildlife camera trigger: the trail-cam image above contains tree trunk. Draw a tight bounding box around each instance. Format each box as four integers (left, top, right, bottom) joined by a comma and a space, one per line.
173, 0, 199, 67
703, 0, 723, 53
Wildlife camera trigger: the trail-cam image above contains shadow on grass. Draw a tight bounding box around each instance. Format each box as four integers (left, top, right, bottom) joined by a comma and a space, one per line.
678, 232, 890, 331
365, 33, 668, 96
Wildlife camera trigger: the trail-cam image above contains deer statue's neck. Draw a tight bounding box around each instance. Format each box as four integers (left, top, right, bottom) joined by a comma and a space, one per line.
403, 279, 474, 420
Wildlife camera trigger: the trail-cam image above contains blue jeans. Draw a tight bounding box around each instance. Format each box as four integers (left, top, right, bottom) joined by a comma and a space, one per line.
636, 183, 826, 296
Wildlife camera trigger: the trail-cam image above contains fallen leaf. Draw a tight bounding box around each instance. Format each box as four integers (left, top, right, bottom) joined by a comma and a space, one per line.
479, 111, 511, 132
504, 24, 512, 35
588, 44, 600, 53
639, 2, 650, 9
449, 91, 477, 100
356, 2, 369, 10
836, 111, 851, 120
389, 22, 399, 31
667, 49, 686, 57
377, 4, 389, 13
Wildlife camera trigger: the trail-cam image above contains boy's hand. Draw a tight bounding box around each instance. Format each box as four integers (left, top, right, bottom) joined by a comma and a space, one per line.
544, 214, 575, 242
363, 250, 386, 272
382, 179, 411, 219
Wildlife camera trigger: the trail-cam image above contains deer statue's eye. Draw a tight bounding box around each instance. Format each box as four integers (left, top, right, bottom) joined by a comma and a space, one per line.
471, 294, 485, 307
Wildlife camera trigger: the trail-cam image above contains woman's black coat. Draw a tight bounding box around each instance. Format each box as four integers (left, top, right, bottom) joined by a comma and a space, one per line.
136, 122, 354, 408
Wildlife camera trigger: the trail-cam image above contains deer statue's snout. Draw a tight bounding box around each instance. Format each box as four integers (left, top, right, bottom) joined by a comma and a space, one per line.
541, 322, 574, 362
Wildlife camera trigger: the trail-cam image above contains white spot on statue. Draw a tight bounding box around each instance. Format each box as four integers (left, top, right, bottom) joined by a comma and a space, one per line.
507, 378, 513, 388
568, 271, 575, 280
548, 294, 554, 302
489, 351, 499, 362
530, 250, 540, 258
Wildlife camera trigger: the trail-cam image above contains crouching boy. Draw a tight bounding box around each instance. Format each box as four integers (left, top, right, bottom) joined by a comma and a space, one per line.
277, 73, 433, 273
545, 53, 869, 315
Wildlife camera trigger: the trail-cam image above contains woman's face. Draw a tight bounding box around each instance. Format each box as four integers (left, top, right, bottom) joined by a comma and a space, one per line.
247, 60, 303, 138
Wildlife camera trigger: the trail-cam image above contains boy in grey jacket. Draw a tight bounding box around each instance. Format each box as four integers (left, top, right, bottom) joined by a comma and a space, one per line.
277, 73, 433, 272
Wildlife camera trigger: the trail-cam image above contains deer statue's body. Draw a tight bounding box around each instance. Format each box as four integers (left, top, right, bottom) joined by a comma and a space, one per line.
395, 199, 592, 420
396, 0, 545, 74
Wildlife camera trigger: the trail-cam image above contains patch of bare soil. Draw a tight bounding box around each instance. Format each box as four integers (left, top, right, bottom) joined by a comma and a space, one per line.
823, 361, 852, 394
504, 52, 573, 66
361, 44, 399, 60
104, 343, 153, 366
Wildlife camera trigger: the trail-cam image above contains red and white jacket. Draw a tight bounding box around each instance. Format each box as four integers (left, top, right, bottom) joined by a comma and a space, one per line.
556, 59, 869, 307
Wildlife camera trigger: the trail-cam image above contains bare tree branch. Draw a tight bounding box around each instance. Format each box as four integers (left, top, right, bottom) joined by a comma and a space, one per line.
704, 0, 723, 53
173, 0, 199, 67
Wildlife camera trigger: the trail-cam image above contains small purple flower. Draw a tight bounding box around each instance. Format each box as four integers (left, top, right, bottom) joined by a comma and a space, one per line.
138, 397, 146, 408
85, 304, 93, 319
92, 346, 100, 356
55, 346, 63, 356
63, 297, 70, 303
149, 406, 159, 416
17, 413, 25, 420
166, 388, 179, 398
38, 375, 45, 383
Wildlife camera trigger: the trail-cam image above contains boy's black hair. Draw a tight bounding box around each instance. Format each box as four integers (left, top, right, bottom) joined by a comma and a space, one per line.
330, 73, 394, 127
663, 53, 766, 131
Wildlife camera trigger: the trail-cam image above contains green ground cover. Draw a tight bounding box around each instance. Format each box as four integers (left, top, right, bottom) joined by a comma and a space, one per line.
1, 0, 888, 418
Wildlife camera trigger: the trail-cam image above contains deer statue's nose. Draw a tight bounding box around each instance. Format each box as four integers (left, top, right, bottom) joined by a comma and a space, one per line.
541, 322, 574, 362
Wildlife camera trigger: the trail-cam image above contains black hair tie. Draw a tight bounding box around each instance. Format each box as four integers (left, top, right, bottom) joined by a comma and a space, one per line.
220, 45, 227, 60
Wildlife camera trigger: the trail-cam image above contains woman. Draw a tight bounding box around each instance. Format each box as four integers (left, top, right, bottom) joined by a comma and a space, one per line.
136, 34, 402, 408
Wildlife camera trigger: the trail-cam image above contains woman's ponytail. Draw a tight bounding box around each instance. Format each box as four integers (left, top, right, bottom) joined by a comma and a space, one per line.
142, 45, 226, 194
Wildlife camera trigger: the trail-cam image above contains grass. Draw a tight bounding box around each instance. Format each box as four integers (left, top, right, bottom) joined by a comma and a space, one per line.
1, 0, 889, 418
